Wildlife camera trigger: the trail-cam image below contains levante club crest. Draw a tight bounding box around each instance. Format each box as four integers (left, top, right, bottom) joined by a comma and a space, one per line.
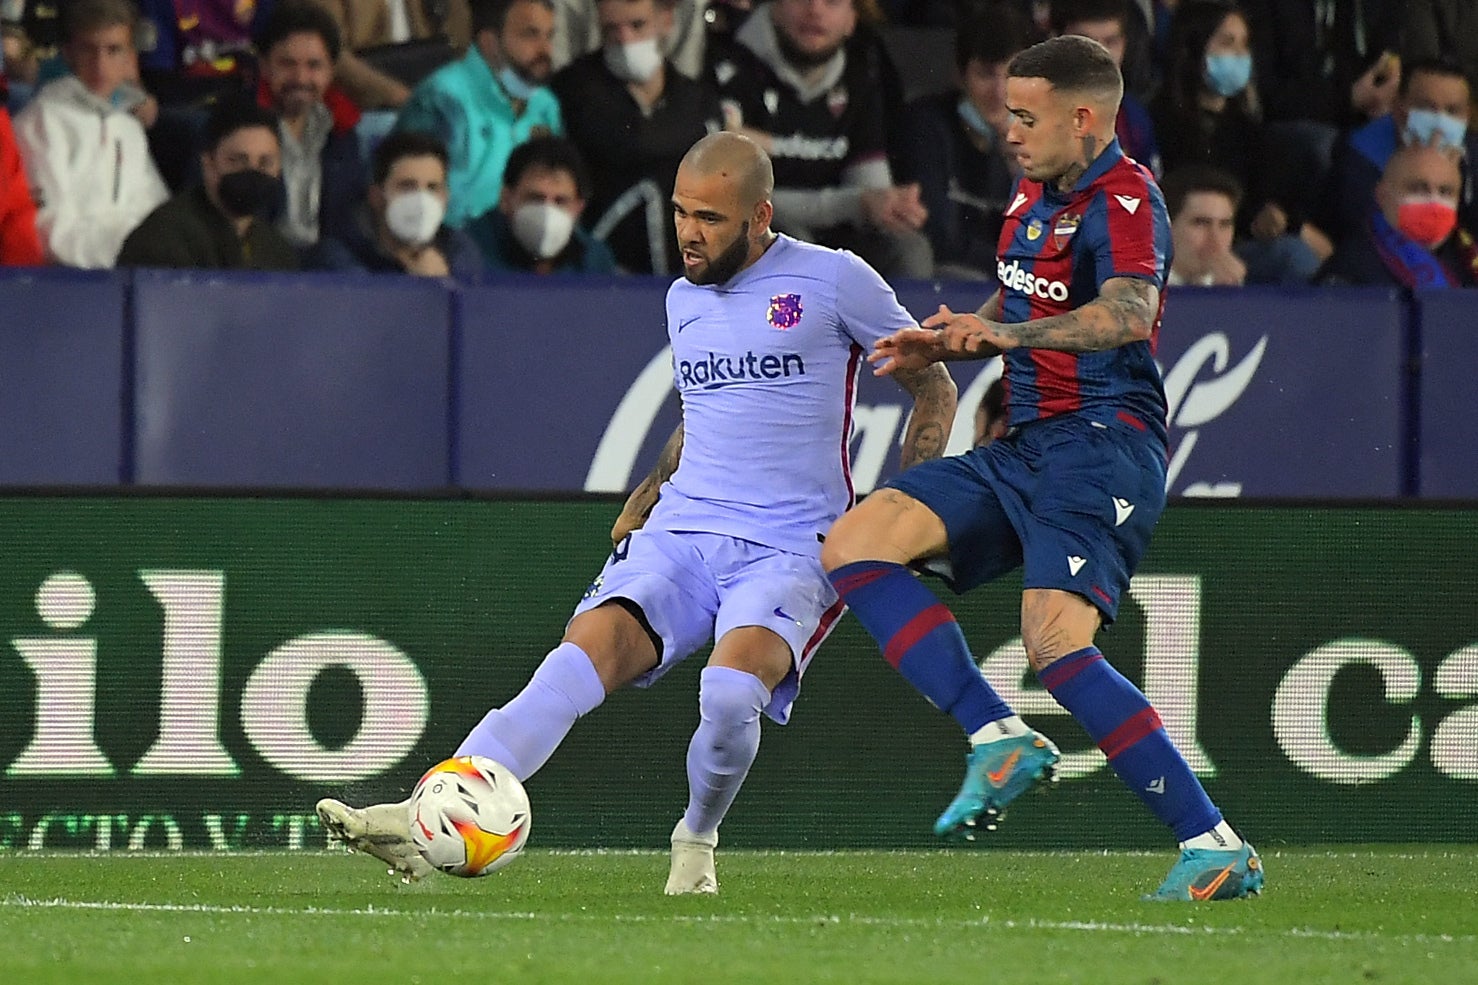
1052, 213, 1082, 250
768, 293, 803, 329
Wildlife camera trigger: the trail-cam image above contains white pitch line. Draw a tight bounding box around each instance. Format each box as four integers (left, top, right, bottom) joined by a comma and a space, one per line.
5, 848, 1471, 861
1, 896, 1472, 946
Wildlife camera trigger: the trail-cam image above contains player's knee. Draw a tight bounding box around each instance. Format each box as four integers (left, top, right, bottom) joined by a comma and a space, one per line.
819, 514, 865, 572
564, 604, 659, 691
1020, 593, 1098, 673
698, 667, 767, 725
820, 496, 901, 571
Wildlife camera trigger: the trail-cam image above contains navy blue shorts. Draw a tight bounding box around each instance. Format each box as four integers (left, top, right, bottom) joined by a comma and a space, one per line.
883, 415, 1166, 624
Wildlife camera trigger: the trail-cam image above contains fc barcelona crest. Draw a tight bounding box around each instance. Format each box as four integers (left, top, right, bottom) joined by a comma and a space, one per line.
1052, 213, 1081, 249
768, 293, 804, 329
1026, 219, 1044, 241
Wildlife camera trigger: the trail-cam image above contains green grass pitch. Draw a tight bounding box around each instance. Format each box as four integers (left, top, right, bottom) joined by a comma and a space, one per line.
1, 847, 1473, 984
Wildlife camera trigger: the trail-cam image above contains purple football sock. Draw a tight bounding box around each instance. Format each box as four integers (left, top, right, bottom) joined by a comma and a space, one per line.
682, 665, 771, 836
455, 641, 606, 780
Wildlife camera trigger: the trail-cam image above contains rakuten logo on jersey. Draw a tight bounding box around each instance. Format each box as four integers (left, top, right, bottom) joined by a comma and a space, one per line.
997, 260, 1069, 302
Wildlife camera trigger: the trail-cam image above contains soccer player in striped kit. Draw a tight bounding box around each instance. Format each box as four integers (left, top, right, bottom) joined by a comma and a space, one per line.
318, 131, 957, 893
821, 35, 1264, 902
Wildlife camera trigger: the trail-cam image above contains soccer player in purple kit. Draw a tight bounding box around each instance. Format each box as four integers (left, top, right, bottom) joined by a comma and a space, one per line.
316, 131, 958, 894
821, 35, 1264, 902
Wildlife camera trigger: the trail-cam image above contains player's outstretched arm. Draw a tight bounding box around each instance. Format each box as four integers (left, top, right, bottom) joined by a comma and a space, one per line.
611, 423, 684, 546
870, 304, 1002, 376
890, 363, 957, 469
948, 278, 1160, 355
975, 290, 1003, 323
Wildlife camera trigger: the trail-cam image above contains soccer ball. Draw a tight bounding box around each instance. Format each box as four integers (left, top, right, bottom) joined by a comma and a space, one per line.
409, 755, 531, 877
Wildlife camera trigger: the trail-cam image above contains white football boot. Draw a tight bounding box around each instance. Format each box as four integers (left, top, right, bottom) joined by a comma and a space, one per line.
664, 818, 719, 895
316, 797, 432, 883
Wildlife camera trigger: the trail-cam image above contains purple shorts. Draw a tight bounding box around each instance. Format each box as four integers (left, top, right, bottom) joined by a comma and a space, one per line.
571, 528, 844, 723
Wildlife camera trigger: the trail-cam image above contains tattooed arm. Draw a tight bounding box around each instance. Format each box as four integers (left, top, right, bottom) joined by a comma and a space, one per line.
891, 363, 957, 469
923, 277, 1159, 358
975, 289, 1003, 323
611, 423, 683, 545
990, 277, 1158, 351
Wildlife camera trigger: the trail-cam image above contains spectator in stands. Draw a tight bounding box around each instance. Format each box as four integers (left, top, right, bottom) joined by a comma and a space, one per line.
255, 0, 367, 250
0, 99, 43, 265
552, 0, 720, 273
1241, 0, 1402, 130
1403, 1, 1478, 100
397, 0, 562, 227
552, 0, 708, 80
314, 0, 472, 110
12, 0, 169, 268
1318, 143, 1478, 288
1240, 1, 1403, 254
898, 3, 1029, 279
1163, 163, 1246, 286
465, 133, 616, 272
1050, 0, 1160, 175
973, 376, 1007, 448
135, 0, 263, 106
118, 100, 300, 270
1326, 58, 1478, 244
309, 128, 484, 276
1152, 0, 1329, 284
712, 0, 931, 278
2, 0, 61, 111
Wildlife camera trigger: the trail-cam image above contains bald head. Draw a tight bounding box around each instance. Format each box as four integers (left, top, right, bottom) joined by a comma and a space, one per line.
1377, 144, 1462, 246
679, 132, 775, 209
1381, 144, 1462, 194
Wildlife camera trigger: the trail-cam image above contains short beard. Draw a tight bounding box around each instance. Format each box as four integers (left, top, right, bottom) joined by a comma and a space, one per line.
686, 221, 751, 285
514, 55, 553, 84
775, 29, 844, 71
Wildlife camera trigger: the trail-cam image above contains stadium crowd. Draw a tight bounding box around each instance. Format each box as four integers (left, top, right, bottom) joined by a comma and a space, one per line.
1, 0, 1475, 288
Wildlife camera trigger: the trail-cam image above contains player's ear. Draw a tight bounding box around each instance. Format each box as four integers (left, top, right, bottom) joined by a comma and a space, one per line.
753, 198, 774, 237
1072, 104, 1093, 135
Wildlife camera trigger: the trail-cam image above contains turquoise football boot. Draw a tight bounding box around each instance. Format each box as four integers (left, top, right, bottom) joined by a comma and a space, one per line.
1144, 842, 1265, 901
934, 731, 1061, 839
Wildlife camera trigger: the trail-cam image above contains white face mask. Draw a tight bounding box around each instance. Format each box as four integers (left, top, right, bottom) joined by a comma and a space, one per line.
511, 201, 576, 259
603, 37, 663, 83
384, 189, 446, 248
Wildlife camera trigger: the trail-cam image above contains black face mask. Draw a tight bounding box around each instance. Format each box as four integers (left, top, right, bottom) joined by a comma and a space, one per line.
216, 169, 284, 219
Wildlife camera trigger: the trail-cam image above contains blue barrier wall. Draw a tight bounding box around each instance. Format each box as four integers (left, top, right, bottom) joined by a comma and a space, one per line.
133, 272, 452, 489
1417, 290, 1478, 498
0, 270, 126, 485
0, 268, 1470, 495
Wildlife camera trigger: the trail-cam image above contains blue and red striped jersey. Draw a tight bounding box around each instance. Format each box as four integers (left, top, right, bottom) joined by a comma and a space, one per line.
993, 139, 1170, 447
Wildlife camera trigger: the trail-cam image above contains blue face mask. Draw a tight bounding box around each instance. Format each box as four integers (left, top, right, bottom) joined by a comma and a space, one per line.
498, 65, 537, 102
957, 98, 996, 142
1203, 52, 1252, 98
1404, 108, 1468, 150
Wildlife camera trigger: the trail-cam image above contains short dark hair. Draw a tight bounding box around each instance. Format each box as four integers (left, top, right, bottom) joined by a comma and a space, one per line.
955, 4, 1033, 72
201, 99, 281, 153
470, 0, 554, 35
61, 0, 138, 43
1161, 164, 1243, 218
1008, 34, 1123, 101
254, 0, 342, 61
1400, 56, 1470, 97
1050, 0, 1130, 35
372, 130, 451, 185
503, 136, 591, 200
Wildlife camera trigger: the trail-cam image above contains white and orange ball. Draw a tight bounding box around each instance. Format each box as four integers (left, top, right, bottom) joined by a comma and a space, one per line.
409, 756, 531, 877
